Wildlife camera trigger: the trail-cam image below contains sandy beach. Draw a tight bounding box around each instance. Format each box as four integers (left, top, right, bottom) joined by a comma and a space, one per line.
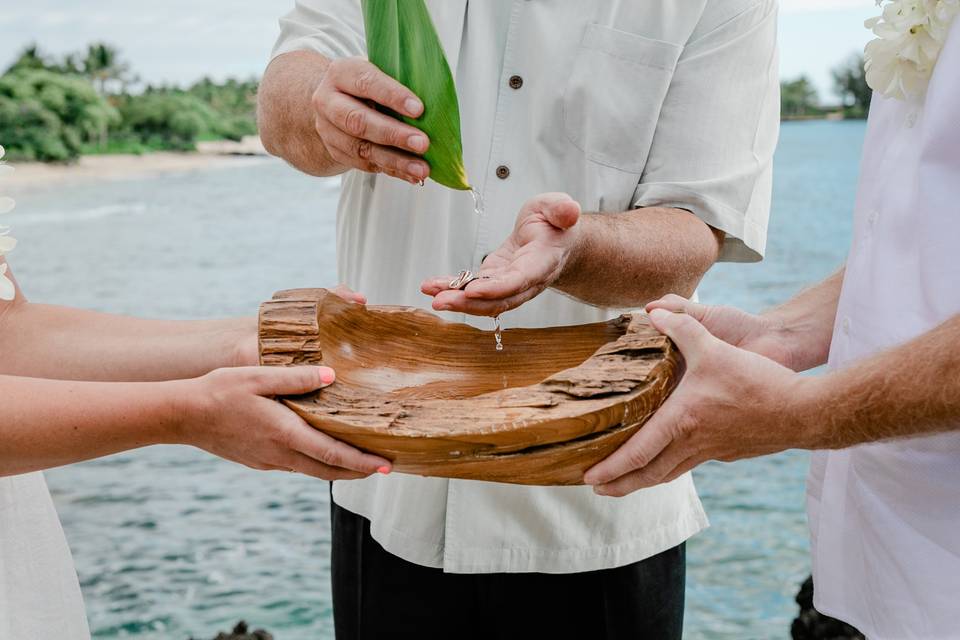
4, 136, 272, 192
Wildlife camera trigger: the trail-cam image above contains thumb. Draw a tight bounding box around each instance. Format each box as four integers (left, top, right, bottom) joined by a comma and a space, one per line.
251, 365, 337, 396
542, 194, 581, 230
648, 308, 715, 366
523, 192, 580, 230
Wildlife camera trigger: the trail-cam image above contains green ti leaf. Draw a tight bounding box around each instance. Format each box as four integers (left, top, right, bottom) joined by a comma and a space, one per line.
361, 0, 471, 191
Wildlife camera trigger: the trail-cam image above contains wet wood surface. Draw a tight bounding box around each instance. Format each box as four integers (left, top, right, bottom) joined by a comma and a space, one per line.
259, 289, 683, 485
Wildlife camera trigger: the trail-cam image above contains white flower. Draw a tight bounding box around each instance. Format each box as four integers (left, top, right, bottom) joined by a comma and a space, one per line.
0, 144, 16, 301
865, 0, 960, 100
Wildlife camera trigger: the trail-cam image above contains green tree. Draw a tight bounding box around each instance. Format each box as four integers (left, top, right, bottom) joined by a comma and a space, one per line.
780, 75, 820, 119
6, 44, 52, 73
832, 53, 872, 118
114, 92, 220, 150
0, 69, 118, 161
82, 42, 131, 94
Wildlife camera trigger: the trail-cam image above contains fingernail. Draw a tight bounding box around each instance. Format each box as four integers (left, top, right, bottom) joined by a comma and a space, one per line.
407, 162, 426, 179
319, 368, 336, 385
404, 97, 423, 116
377, 465, 391, 475
408, 134, 428, 153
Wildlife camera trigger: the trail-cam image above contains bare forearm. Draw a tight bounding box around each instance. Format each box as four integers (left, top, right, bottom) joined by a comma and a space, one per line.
762, 268, 845, 371
799, 314, 960, 449
555, 207, 723, 308
0, 375, 185, 476
258, 51, 345, 177
0, 302, 252, 381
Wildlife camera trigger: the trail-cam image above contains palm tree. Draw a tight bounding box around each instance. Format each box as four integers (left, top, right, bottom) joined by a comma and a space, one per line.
82, 42, 130, 95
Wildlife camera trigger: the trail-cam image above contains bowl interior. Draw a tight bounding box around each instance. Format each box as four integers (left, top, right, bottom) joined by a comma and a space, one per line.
316, 307, 627, 401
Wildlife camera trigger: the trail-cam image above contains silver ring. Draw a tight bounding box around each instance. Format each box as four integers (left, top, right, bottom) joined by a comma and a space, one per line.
449, 270, 490, 291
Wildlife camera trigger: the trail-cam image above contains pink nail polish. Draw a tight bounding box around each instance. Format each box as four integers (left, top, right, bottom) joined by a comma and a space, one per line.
320, 369, 336, 385
377, 466, 391, 475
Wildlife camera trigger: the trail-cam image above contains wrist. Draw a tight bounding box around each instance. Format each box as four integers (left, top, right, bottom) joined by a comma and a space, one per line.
786, 374, 833, 450
553, 216, 588, 290
159, 378, 207, 446
760, 311, 820, 372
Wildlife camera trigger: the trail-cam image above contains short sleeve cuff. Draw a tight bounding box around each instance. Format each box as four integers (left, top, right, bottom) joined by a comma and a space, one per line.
632, 183, 767, 263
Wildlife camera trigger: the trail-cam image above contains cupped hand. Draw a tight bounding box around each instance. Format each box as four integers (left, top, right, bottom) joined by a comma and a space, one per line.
177, 364, 391, 480
646, 294, 797, 370
583, 308, 812, 497
421, 193, 582, 317
313, 56, 430, 183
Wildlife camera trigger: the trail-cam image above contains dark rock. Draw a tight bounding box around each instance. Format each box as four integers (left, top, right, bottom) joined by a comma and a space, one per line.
191, 620, 274, 640
791, 576, 865, 640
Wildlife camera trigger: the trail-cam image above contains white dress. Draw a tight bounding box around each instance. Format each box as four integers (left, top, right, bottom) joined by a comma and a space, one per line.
0, 472, 90, 639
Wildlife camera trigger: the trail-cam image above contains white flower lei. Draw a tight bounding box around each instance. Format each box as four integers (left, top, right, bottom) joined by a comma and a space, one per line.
0, 145, 17, 301
865, 0, 960, 100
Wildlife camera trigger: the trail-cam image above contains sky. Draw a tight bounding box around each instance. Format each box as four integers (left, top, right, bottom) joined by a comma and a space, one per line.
0, 1, 878, 102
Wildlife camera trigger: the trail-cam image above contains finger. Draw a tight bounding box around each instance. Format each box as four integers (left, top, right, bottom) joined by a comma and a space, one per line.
248, 365, 336, 396
647, 308, 715, 366
285, 420, 391, 474
421, 275, 456, 296
432, 286, 542, 317
593, 444, 696, 497
286, 452, 372, 481
593, 450, 702, 498
645, 294, 708, 322
583, 406, 680, 486
322, 125, 429, 182
330, 58, 424, 117
325, 93, 429, 154
331, 283, 367, 305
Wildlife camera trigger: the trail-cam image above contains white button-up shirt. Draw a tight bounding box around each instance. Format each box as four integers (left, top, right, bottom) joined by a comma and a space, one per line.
808, 19, 960, 639
273, 0, 779, 573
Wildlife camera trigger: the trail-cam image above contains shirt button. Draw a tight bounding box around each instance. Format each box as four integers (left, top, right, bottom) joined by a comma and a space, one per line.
842, 317, 851, 334
868, 210, 879, 226
496, 165, 510, 179
906, 111, 918, 128
508, 75, 523, 90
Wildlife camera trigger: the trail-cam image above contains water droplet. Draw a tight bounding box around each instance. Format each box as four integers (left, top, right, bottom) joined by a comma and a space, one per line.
494, 315, 504, 352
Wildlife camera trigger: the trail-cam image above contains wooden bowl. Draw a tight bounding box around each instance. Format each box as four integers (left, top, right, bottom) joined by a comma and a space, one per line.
259, 289, 683, 485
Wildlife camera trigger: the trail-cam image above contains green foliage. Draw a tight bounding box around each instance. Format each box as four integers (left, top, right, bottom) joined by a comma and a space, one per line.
0, 69, 118, 161
112, 92, 220, 151
362, 0, 470, 190
832, 54, 872, 119
82, 42, 133, 94
1, 42, 260, 162
780, 76, 823, 119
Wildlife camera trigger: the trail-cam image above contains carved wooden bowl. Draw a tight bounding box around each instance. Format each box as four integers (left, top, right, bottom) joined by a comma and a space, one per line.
259, 289, 683, 485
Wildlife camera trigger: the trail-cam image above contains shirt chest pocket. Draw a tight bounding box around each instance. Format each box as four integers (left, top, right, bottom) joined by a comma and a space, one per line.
563, 24, 682, 174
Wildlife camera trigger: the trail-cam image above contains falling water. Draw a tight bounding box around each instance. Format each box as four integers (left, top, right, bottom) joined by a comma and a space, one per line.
468, 187, 503, 352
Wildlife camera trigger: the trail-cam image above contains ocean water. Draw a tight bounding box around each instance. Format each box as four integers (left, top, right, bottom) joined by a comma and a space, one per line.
8, 120, 865, 639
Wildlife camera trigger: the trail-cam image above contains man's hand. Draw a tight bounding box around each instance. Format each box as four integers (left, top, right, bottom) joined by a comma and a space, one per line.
421, 193, 582, 316
312, 57, 430, 183
646, 294, 798, 370
583, 308, 815, 497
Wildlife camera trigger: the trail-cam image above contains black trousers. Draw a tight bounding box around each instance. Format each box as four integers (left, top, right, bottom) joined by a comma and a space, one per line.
331, 500, 686, 640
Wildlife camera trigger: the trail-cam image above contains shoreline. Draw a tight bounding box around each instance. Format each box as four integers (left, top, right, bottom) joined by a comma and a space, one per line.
4, 136, 272, 192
